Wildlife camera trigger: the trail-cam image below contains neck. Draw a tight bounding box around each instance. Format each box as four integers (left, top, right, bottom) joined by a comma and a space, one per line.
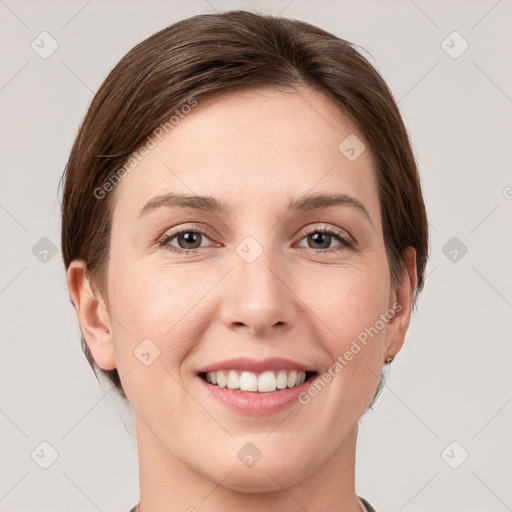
134, 417, 363, 512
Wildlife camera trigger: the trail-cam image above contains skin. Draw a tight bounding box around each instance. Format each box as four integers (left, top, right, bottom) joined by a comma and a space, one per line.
67, 87, 417, 512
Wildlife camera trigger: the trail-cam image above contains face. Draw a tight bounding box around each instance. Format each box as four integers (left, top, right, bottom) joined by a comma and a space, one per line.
71, 87, 415, 493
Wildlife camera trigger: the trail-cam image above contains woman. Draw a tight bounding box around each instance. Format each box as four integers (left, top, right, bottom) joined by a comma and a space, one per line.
60, 10, 428, 512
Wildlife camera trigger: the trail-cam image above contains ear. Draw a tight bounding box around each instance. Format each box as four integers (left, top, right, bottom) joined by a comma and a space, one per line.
385, 247, 418, 361
66, 260, 117, 371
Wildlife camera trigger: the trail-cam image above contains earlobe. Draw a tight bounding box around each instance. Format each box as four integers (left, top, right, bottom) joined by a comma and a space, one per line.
66, 260, 117, 371
385, 248, 418, 361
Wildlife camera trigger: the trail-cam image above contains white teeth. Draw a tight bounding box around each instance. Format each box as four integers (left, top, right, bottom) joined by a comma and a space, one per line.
258, 371, 276, 392
287, 370, 297, 388
204, 369, 307, 392
226, 370, 239, 390
239, 371, 258, 391
276, 370, 288, 389
216, 370, 227, 388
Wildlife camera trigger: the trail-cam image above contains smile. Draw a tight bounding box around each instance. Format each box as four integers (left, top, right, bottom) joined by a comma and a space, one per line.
196, 357, 319, 415
200, 369, 317, 392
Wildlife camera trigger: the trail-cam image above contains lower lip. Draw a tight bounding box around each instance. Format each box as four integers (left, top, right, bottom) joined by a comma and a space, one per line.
198, 375, 316, 415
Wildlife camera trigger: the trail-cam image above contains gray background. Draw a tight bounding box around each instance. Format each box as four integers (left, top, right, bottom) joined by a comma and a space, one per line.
1, 0, 511, 511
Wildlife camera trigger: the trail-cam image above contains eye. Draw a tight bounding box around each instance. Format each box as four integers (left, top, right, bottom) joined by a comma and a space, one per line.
157, 227, 216, 254
295, 226, 353, 252
156, 224, 353, 256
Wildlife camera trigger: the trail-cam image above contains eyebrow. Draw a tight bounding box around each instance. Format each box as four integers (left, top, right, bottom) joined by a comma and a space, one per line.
138, 193, 232, 218
137, 192, 373, 226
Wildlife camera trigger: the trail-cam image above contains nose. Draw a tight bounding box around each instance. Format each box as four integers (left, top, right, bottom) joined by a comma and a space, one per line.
219, 242, 298, 337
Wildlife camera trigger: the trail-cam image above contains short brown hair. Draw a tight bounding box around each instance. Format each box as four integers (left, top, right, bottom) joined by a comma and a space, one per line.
60, 10, 429, 400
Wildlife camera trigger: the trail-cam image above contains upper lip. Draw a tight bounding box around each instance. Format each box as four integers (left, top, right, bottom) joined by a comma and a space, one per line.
198, 357, 317, 374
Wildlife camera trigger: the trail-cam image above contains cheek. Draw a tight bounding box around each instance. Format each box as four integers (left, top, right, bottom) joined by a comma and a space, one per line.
109, 243, 391, 355
107, 262, 198, 416
301, 258, 390, 339
108, 259, 210, 364
295, 256, 391, 396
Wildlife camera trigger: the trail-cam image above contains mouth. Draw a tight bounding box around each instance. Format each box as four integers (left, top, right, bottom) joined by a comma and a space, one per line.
195, 357, 320, 415
198, 369, 319, 393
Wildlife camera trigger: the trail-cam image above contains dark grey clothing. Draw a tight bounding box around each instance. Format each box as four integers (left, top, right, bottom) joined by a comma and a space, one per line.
360, 496, 378, 511
129, 496, 377, 511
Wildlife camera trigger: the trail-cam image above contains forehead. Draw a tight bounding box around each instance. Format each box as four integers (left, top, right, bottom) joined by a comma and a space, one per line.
111, 87, 380, 225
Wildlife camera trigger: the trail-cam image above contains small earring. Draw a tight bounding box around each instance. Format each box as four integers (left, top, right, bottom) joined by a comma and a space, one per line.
385, 356, 394, 364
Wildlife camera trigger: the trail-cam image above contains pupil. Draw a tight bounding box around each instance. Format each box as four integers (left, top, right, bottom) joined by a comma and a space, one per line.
180, 232, 200, 249
310, 232, 330, 249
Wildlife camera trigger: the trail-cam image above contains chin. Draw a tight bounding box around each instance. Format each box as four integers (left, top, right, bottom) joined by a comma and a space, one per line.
219, 464, 309, 494
198, 441, 318, 493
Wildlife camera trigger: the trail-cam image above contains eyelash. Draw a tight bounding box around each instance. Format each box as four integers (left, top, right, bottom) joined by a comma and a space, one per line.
156, 225, 354, 255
